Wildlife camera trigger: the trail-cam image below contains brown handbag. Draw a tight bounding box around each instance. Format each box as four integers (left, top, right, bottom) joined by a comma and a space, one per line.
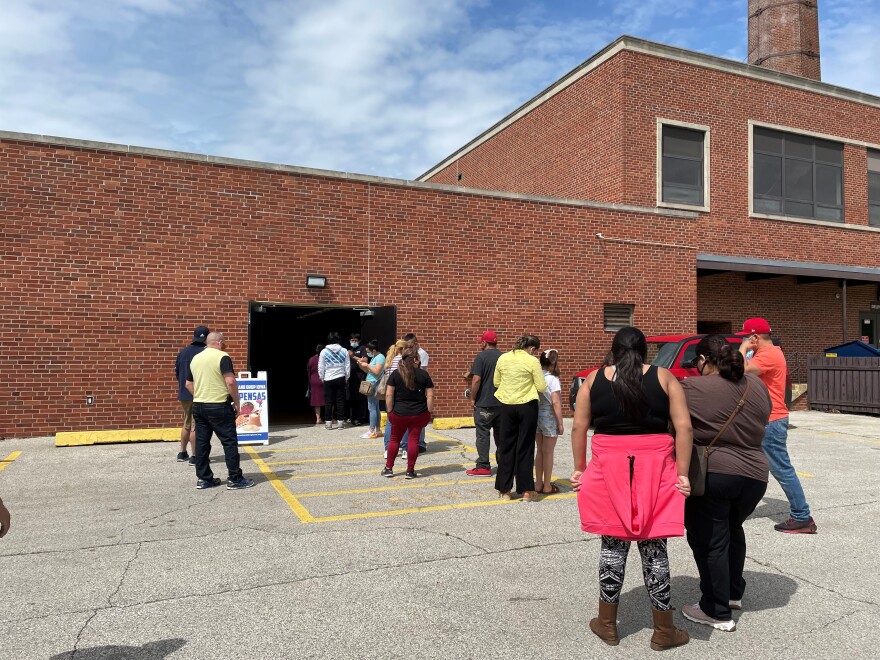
688, 380, 750, 497
359, 380, 376, 397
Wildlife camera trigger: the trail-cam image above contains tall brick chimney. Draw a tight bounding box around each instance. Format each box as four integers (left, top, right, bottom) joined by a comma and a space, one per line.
748, 0, 821, 81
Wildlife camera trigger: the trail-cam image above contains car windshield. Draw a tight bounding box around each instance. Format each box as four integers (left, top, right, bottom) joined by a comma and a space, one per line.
651, 342, 678, 368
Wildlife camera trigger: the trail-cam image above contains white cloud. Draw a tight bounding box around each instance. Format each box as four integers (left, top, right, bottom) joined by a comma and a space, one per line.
820, 0, 880, 95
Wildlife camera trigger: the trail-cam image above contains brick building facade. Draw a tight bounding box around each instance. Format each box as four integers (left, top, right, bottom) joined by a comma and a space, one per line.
3, 11, 880, 438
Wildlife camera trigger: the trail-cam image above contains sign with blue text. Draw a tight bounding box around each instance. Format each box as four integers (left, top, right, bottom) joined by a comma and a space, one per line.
235, 374, 269, 445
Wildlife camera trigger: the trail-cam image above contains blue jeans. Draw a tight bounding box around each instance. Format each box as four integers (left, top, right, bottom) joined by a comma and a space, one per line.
383, 417, 426, 451
762, 417, 810, 521
368, 394, 381, 429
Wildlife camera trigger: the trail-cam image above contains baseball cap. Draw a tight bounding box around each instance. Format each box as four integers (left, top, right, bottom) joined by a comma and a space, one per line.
478, 330, 498, 343
735, 318, 771, 335
193, 325, 210, 341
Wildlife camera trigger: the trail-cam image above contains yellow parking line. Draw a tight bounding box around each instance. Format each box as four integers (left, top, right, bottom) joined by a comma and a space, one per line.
796, 471, 814, 478
254, 442, 380, 453
266, 449, 463, 466
284, 463, 473, 480
297, 476, 495, 498
244, 446, 314, 523
311, 493, 577, 522
0, 451, 21, 473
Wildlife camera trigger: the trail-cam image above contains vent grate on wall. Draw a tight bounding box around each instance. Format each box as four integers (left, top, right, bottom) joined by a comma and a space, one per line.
604, 304, 634, 332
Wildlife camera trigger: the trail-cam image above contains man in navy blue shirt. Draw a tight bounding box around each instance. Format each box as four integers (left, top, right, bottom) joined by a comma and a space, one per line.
174, 326, 209, 464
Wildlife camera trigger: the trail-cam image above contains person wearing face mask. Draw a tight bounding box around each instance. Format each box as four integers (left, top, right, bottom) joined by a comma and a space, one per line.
492, 335, 547, 501
357, 340, 386, 439
347, 333, 368, 427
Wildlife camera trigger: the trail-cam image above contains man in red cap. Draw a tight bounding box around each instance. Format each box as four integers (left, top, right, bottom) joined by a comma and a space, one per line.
738, 318, 816, 533
466, 331, 502, 476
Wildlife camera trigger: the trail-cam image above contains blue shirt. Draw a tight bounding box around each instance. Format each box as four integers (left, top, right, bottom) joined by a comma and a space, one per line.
366, 354, 386, 383
175, 341, 207, 401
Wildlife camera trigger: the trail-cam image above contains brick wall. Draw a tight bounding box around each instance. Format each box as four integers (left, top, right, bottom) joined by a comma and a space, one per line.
0, 139, 696, 438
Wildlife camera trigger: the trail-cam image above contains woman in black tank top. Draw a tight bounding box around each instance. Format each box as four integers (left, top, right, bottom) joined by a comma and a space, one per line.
569, 327, 694, 651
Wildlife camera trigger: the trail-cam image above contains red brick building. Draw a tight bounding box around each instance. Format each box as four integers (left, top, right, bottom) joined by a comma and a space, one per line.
3, 2, 879, 438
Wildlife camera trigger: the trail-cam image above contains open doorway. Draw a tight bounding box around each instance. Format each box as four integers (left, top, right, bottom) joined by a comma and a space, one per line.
247, 303, 396, 425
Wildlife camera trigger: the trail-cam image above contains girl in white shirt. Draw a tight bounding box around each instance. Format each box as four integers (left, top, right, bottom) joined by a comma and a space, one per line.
536, 349, 564, 494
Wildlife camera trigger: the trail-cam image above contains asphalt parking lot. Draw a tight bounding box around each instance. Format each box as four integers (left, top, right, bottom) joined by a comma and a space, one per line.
1, 410, 878, 659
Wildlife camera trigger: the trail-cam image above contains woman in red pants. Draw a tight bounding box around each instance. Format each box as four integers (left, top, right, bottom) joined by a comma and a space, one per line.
383, 347, 434, 479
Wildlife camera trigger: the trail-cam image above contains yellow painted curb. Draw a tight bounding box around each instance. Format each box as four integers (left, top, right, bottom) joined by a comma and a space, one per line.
55, 428, 179, 447
432, 417, 475, 430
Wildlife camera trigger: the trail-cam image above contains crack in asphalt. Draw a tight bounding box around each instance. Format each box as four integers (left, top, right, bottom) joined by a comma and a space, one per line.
745, 554, 880, 608
107, 543, 142, 607
67, 610, 99, 660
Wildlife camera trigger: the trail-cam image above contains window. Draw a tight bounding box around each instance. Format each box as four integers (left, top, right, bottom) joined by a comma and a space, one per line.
604, 304, 634, 332
661, 125, 705, 206
869, 149, 880, 227
753, 126, 844, 221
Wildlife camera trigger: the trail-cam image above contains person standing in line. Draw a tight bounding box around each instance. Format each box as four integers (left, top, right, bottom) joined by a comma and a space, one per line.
535, 349, 564, 495
681, 335, 772, 632
466, 330, 503, 476
403, 332, 429, 452
318, 332, 350, 430
174, 325, 209, 465
383, 347, 434, 479
306, 344, 325, 425
357, 339, 386, 439
0, 496, 10, 538
737, 318, 817, 534
381, 339, 410, 457
492, 335, 546, 501
571, 327, 691, 650
347, 333, 368, 427
186, 332, 255, 490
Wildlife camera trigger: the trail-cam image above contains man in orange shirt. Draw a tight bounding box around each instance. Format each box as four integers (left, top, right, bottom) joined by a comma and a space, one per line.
738, 318, 817, 534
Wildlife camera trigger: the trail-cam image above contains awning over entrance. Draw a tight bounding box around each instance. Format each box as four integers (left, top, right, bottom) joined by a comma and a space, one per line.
697, 254, 880, 283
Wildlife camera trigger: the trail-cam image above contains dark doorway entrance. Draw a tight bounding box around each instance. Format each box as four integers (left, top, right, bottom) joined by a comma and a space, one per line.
860, 310, 880, 347
247, 303, 397, 425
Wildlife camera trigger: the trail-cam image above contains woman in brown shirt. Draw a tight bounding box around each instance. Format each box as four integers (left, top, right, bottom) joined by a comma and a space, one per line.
680, 335, 771, 633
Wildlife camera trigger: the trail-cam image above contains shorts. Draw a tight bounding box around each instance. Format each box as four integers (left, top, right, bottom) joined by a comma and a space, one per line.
181, 401, 194, 430
537, 406, 558, 437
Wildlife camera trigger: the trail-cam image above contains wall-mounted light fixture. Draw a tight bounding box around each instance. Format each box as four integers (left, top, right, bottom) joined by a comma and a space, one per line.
306, 274, 327, 289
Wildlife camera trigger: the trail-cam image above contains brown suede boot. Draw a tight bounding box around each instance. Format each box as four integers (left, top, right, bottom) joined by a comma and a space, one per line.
650, 608, 689, 651
589, 601, 620, 646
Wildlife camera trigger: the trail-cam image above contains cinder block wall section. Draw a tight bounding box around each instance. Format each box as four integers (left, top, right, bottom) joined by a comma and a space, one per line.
0, 137, 696, 438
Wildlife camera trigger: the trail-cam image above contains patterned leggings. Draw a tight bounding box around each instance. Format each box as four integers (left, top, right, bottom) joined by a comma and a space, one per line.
599, 536, 671, 611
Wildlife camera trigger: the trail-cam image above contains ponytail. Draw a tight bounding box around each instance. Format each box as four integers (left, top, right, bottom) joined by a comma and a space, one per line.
610, 327, 649, 420
696, 335, 745, 382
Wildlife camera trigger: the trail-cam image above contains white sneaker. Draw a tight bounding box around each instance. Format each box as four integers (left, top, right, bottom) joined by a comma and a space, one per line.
401, 450, 407, 459
360, 431, 374, 439
681, 603, 736, 631
729, 599, 742, 610
383, 450, 388, 459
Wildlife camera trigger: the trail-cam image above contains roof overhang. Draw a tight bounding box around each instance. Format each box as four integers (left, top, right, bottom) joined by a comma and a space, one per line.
697, 254, 880, 284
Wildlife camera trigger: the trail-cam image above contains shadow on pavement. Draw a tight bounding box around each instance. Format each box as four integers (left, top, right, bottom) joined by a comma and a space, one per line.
614, 570, 798, 640
50, 638, 186, 659
748, 497, 790, 521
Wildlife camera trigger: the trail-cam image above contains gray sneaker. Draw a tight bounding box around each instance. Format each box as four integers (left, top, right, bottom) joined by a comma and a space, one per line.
325, 421, 334, 430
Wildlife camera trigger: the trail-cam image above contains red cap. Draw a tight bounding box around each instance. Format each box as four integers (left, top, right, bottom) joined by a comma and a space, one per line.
478, 330, 498, 343
736, 317, 772, 335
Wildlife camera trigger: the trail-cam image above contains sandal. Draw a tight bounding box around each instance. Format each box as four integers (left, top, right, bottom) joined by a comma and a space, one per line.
498, 491, 513, 500
521, 490, 538, 502
542, 483, 560, 495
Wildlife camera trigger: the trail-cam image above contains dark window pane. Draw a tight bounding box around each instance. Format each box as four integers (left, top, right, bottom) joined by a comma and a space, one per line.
663, 126, 703, 159
869, 150, 880, 173
815, 206, 842, 221
869, 172, 880, 202
754, 197, 782, 214
754, 153, 782, 197
870, 204, 880, 227
785, 200, 814, 217
663, 156, 701, 187
816, 164, 842, 205
663, 184, 703, 205
786, 134, 814, 159
815, 139, 843, 165
754, 127, 783, 154
785, 159, 814, 201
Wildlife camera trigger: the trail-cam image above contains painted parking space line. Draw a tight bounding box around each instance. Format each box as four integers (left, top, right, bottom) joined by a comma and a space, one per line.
297, 476, 496, 498
254, 442, 381, 453
265, 448, 464, 466
796, 472, 814, 478
0, 451, 22, 473
245, 446, 314, 523
281, 463, 474, 481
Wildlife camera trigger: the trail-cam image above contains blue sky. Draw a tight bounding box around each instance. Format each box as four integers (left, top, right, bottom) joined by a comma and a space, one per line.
1, 0, 878, 179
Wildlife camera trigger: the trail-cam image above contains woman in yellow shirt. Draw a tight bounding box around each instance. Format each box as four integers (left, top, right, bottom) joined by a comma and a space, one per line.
493, 334, 547, 501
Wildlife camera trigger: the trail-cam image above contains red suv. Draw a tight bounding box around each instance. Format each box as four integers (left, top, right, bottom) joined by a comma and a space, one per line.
569, 334, 792, 408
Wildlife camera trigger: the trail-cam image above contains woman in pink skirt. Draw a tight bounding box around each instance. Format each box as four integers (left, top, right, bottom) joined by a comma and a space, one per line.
571, 327, 693, 651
